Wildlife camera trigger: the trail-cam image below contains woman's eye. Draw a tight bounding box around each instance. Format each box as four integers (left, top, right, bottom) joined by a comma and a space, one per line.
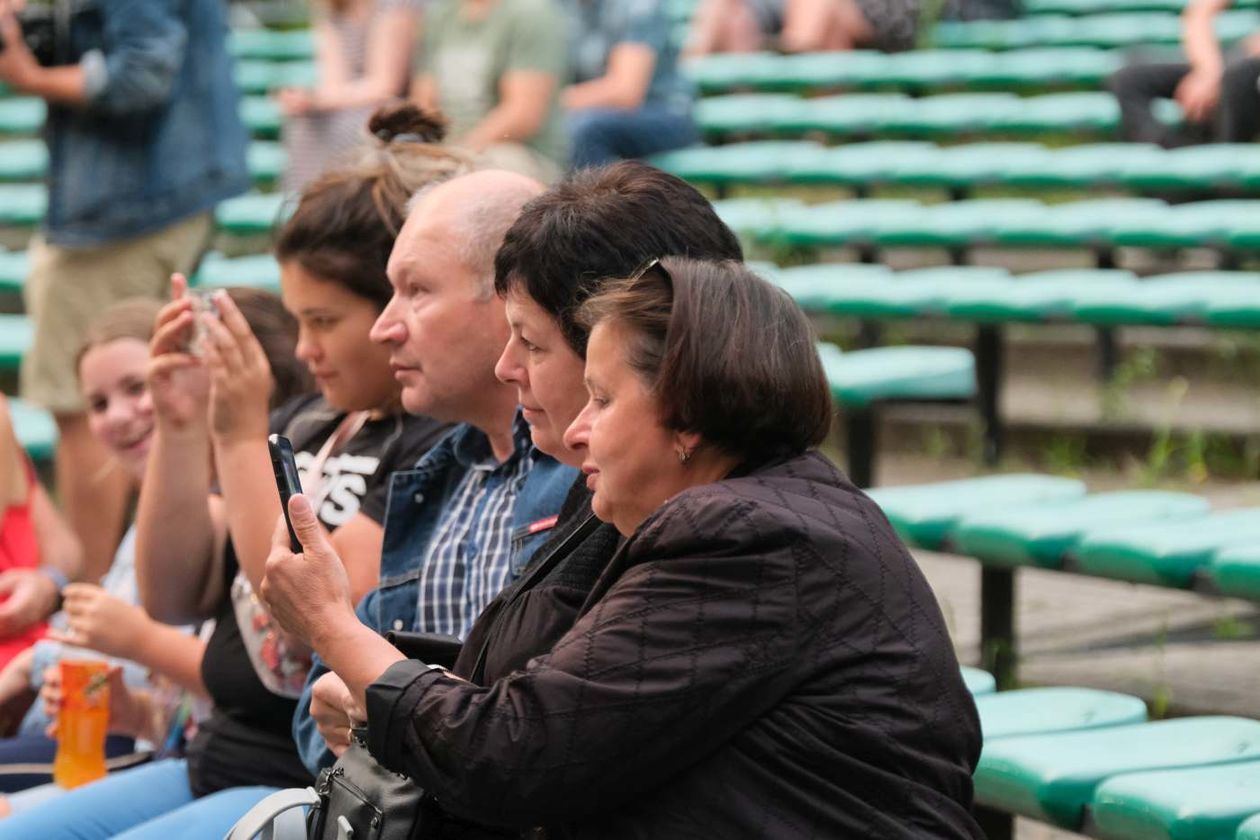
88, 398, 108, 414
124, 380, 147, 397
521, 338, 539, 352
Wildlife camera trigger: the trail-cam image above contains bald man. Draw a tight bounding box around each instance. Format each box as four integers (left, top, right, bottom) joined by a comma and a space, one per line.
288, 171, 577, 774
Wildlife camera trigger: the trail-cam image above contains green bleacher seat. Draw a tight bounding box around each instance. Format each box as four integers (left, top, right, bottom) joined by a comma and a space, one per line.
1209, 545, 1260, 600
0, 184, 46, 228
941, 268, 1137, 323
932, 10, 1253, 50
962, 667, 997, 695
1071, 272, 1260, 327
817, 343, 976, 408
1111, 200, 1258, 249
769, 263, 892, 313
0, 140, 46, 182
233, 60, 318, 95
779, 264, 1006, 319
1239, 813, 1260, 839
192, 252, 282, 291
975, 717, 1260, 830
247, 141, 287, 184
686, 52, 787, 93
0, 314, 32, 370
0, 249, 29, 293
952, 491, 1210, 570
879, 199, 1046, 248
867, 474, 1087, 550
1121, 144, 1260, 192
215, 192, 291, 236
229, 29, 315, 61
240, 96, 282, 139
1092, 761, 1260, 840
787, 141, 937, 186
882, 93, 1024, 136
1022, 0, 1216, 13
975, 47, 1124, 89
775, 199, 925, 248
1071, 508, 1260, 587
773, 93, 917, 136
650, 141, 821, 185
997, 92, 1121, 134
8, 397, 56, 461
0, 98, 45, 136
1002, 143, 1164, 189
894, 142, 1048, 188
694, 94, 806, 136
712, 197, 802, 238
994, 197, 1169, 248
976, 687, 1148, 740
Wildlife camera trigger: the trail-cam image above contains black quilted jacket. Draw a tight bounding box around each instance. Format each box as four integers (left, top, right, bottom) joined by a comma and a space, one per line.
365, 452, 984, 839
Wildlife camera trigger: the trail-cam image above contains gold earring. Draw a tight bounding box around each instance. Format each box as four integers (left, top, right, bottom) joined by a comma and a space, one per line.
678, 448, 692, 465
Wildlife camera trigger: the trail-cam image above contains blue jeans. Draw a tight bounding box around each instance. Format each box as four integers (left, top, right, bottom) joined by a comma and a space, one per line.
0, 759, 278, 839
568, 105, 699, 169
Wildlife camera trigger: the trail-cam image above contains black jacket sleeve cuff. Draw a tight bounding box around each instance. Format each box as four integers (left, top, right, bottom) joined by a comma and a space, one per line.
365, 659, 446, 774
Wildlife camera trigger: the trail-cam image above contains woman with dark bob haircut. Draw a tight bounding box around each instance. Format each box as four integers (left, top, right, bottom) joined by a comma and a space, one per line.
260, 257, 984, 838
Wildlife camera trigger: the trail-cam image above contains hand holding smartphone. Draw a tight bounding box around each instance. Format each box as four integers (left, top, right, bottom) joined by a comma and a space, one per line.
268, 434, 303, 553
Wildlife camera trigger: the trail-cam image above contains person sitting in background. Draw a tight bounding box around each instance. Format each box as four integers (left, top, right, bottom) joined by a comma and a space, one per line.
262, 257, 984, 838
684, 0, 920, 57
0, 290, 307, 817
411, 0, 569, 181
563, 0, 697, 168
278, 0, 423, 193
1109, 0, 1260, 146
0, 396, 79, 688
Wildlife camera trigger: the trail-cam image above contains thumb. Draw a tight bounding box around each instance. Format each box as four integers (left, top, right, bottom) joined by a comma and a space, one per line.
289, 494, 330, 557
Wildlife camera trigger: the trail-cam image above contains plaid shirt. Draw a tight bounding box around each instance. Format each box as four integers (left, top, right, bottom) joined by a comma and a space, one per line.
415, 412, 539, 638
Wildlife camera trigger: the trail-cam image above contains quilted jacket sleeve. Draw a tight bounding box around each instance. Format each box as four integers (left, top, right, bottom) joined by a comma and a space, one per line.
363, 492, 812, 827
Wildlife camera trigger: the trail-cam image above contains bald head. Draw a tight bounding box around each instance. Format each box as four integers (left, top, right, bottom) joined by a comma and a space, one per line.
404, 170, 545, 298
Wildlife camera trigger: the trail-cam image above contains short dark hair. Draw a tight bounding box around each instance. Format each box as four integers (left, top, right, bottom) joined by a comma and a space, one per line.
493, 161, 744, 356
577, 258, 832, 463
274, 103, 474, 311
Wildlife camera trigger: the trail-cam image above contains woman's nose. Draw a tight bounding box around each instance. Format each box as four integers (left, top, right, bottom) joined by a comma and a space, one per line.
494, 340, 524, 386
564, 401, 593, 451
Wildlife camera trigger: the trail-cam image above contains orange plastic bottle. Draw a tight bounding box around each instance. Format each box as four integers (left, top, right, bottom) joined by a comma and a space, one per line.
53, 660, 110, 789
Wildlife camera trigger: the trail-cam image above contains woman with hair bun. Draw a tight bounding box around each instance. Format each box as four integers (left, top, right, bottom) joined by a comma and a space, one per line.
0, 104, 467, 840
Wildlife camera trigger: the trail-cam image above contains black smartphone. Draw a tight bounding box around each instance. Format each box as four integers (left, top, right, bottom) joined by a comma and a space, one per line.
267, 434, 304, 553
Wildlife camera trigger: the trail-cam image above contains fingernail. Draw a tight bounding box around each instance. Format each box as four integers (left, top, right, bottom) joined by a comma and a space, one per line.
291, 494, 312, 517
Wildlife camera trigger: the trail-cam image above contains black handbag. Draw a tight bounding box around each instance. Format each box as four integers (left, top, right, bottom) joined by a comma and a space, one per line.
306, 732, 442, 840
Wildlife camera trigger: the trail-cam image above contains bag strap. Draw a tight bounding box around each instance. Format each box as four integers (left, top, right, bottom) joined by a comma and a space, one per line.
470, 512, 601, 685
302, 411, 370, 497
222, 787, 320, 840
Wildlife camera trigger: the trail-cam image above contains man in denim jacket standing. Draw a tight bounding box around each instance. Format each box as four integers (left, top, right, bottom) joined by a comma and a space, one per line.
0, 0, 249, 584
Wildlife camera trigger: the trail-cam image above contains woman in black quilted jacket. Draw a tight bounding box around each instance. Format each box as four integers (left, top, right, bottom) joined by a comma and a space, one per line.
267, 257, 985, 839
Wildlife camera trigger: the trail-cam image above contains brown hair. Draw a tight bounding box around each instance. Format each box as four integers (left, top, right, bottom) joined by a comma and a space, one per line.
75, 291, 312, 411
577, 258, 832, 463
274, 102, 475, 310
494, 161, 744, 356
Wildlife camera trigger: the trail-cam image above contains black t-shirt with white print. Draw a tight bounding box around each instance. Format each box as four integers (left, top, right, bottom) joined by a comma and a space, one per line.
189, 394, 450, 796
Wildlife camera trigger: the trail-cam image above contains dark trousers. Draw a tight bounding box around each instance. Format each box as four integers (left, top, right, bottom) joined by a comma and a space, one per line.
1108, 56, 1260, 146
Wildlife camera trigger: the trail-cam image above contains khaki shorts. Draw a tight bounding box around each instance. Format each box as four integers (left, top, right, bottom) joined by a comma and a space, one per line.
20, 212, 213, 414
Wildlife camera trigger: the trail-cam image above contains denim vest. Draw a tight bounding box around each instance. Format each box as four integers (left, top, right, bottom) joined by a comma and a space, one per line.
42, 0, 250, 246
293, 423, 576, 773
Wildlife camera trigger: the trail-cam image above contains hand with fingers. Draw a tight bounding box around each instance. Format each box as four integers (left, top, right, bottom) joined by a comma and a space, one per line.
199, 290, 275, 446
0, 2, 37, 90
47, 583, 149, 661
309, 671, 366, 757
148, 274, 212, 432
259, 495, 357, 649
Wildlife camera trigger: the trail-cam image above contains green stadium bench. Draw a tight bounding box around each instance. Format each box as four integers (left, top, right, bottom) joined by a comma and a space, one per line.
974, 717, 1260, 831
0, 184, 46, 228
0, 314, 32, 370
240, 96, 283, 140
228, 29, 314, 61
234, 60, 318, 95
818, 342, 976, 487
192, 252, 282, 291
941, 269, 1139, 323
952, 491, 1210, 571
712, 196, 803, 238
650, 141, 822, 185
215, 192, 291, 237
0, 140, 46, 182
962, 666, 997, 695
693, 93, 808, 136
247, 141, 287, 184
9, 397, 56, 462
976, 687, 1148, 740
0, 249, 28, 293
867, 474, 1087, 551
1070, 508, 1260, 587
775, 264, 1005, 319
1210, 545, 1260, 600
0, 98, 45, 136
1122, 144, 1260, 192
1070, 271, 1260, 327
931, 10, 1254, 50
1024, 0, 1258, 14
791, 141, 940, 187
1239, 813, 1260, 839
1091, 761, 1260, 840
